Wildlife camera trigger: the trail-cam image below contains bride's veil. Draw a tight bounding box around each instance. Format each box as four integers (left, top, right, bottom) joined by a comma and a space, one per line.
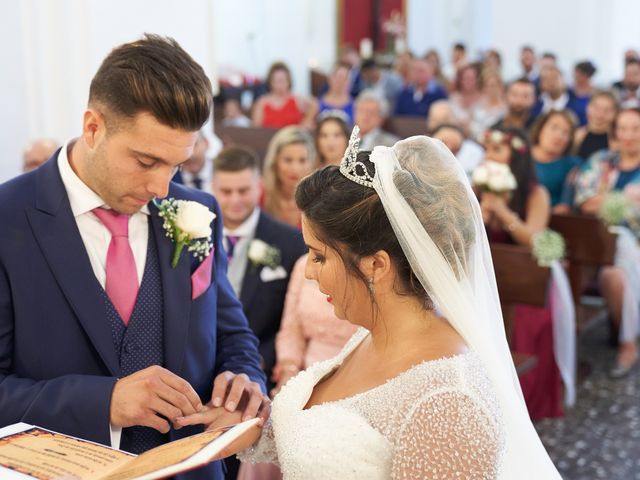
369, 136, 561, 479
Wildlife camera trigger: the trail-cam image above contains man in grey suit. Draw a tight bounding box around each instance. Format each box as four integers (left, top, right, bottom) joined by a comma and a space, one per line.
354, 89, 400, 150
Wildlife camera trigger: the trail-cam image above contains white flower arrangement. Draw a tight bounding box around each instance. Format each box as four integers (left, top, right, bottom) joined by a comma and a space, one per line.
472, 161, 518, 194
532, 229, 566, 267
157, 199, 216, 268
248, 239, 281, 270
598, 185, 640, 237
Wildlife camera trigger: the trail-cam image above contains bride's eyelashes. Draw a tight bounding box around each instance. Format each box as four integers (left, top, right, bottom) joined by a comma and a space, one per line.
312, 254, 325, 265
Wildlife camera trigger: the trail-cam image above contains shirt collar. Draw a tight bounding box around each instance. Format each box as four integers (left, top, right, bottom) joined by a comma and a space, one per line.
58, 139, 149, 217
223, 207, 260, 238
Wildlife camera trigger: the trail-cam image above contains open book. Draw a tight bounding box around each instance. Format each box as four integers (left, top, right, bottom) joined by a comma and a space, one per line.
0, 419, 260, 480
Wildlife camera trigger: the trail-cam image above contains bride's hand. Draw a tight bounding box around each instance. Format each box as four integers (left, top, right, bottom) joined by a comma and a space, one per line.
175, 394, 271, 459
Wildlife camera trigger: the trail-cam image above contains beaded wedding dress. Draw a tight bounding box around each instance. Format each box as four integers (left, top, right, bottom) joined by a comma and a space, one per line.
241, 328, 504, 479
241, 132, 561, 479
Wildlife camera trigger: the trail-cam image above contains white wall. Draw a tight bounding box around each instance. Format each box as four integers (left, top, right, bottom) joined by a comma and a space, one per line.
407, 0, 640, 85
0, 0, 335, 183
2, 0, 640, 182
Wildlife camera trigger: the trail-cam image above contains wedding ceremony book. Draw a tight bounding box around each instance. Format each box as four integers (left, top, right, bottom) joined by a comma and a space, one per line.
0, 418, 260, 479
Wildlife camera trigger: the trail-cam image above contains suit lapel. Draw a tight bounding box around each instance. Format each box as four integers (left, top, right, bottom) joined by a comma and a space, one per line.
148, 200, 192, 376
27, 157, 121, 376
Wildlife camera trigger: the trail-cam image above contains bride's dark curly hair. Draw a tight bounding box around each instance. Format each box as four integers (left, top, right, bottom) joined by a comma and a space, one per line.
295, 142, 475, 311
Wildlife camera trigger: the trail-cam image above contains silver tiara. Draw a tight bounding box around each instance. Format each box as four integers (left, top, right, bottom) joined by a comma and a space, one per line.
339, 126, 375, 188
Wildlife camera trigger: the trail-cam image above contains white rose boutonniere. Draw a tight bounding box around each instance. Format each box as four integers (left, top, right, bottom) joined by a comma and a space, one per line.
248, 239, 281, 270
157, 199, 216, 268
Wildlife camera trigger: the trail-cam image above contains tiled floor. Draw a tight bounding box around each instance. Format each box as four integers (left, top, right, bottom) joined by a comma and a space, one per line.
535, 319, 640, 480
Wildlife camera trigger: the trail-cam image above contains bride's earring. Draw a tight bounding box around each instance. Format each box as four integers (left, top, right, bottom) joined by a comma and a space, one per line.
367, 278, 375, 295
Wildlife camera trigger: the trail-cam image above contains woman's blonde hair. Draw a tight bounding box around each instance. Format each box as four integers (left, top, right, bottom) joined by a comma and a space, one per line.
263, 126, 316, 217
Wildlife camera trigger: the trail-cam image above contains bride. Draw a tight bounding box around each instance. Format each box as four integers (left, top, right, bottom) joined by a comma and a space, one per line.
179, 128, 561, 479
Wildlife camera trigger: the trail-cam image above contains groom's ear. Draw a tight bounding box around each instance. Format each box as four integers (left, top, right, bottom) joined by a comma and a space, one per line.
82, 108, 106, 149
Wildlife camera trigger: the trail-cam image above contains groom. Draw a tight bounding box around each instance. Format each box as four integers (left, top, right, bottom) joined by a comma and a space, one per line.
0, 35, 266, 479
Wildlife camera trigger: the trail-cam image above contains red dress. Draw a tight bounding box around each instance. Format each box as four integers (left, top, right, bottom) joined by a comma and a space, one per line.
488, 226, 563, 420
262, 96, 304, 128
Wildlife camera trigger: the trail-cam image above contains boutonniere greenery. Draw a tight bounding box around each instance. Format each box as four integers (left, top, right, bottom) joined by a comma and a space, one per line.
247, 239, 281, 270
157, 199, 216, 268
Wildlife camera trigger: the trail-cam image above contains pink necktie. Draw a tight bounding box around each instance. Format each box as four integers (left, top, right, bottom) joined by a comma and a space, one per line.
93, 208, 139, 325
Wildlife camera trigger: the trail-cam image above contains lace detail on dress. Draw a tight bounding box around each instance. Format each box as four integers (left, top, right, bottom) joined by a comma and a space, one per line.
241, 328, 505, 479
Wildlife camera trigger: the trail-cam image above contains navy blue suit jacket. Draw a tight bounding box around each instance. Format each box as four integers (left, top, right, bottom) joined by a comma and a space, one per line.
238, 212, 306, 383
0, 151, 265, 480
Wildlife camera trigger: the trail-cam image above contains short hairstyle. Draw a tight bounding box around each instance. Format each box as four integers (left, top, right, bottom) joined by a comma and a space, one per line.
625, 58, 640, 69
612, 108, 640, 139
355, 89, 390, 118
542, 52, 557, 61
360, 58, 378, 71
89, 34, 212, 131
266, 61, 293, 91
213, 146, 260, 174
530, 110, 577, 156
453, 43, 466, 52
508, 77, 535, 91
521, 45, 535, 54
575, 60, 597, 77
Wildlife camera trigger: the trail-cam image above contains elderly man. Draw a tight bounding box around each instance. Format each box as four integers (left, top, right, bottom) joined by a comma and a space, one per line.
354, 89, 400, 150
394, 58, 448, 118
22, 138, 59, 172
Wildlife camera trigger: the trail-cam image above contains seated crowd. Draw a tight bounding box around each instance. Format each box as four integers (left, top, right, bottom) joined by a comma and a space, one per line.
21, 42, 640, 479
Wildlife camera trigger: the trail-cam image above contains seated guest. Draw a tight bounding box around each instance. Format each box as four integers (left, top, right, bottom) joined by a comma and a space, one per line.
222, 98, 252, 127
212, 146, 306, 480
470, 69, 507, 141
492, 78, 537, 132
443, 42, 468, 83
520, 45, 539, 86
354, 90, 399, 150
530, 110, 581, 209
449, 63, 482, 130
476, 127, 561, 420
571, 61, 597, 120
313, 62, 354, 124
262, 126, 315, 228
483, 48, 502, 73
315, 114, 350, 167
172, 132, 213, 192
393, 50, 414, 86
22, 138, 59, 172
573, 91, 618, 160
571, 108, 640, 377
612, 58, 640, 108
252, 61, 315, 129
394, 58, 448, 117
350, 58, 403, 107
431, 123, 484, 177
478, 128, 550, 247
531, 66, 586, 126
425, 48, 449, 90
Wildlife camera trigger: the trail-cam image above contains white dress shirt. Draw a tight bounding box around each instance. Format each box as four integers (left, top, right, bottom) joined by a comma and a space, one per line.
223, 207, 260, 296
58, 139, 150, 449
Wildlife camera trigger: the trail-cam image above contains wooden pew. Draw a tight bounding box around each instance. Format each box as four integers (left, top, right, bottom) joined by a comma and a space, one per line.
490, 242, 551, 374
215, 125, 278, 165
549, 213, 617, 329
310, 69, 328, 97
385, 116, 426, 139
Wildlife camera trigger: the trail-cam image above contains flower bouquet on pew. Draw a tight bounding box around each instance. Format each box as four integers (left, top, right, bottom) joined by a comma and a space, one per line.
598, 184, 640, 238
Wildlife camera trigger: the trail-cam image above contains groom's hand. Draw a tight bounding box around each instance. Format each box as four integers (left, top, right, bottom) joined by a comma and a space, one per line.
110, 366, 203, 433
210, 371, 269, 422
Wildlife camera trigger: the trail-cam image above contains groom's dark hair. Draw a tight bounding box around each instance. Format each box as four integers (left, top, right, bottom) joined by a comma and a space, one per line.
88, 33, 212, 132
